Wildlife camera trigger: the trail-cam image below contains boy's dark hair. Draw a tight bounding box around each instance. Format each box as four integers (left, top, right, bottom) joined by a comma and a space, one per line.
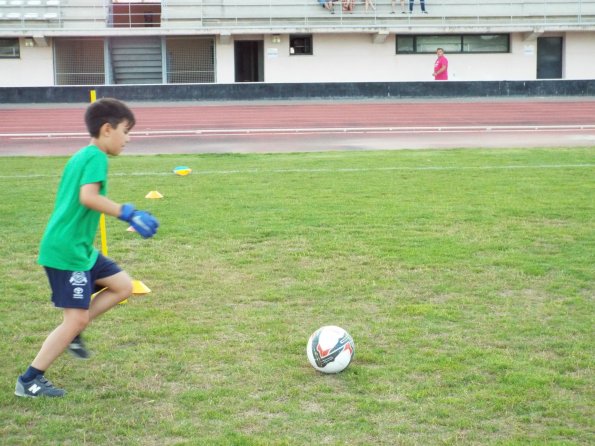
84, 98, 136, 138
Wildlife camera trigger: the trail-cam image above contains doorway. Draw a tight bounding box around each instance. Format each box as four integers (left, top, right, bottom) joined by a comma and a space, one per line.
234, 41, 264, 82
537, 37, 563, 79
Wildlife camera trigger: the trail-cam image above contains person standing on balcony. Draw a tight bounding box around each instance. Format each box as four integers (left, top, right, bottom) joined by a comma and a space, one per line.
391, 0, 406, 14
409, 0, 427, 14
433, 48, 448, 80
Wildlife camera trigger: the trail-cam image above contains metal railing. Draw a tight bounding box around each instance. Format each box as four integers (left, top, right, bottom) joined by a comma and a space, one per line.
0, 0, 594, 34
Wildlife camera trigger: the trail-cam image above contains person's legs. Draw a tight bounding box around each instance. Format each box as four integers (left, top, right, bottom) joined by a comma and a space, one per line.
66, 270, 131, 359
16, 279, 130, 397
409, 0, 413, 12
31, 308, 89, 370
27, 263, 130, 370
88, 270, 133, 321
16, 258, 132, 397
66, 256, 130, 358
420, 0, 426, 12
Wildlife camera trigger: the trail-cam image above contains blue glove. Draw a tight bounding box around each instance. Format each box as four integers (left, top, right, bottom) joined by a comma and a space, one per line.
119, 204, 159, 238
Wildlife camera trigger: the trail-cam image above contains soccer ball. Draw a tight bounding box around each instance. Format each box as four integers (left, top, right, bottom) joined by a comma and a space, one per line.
306, 326, 355, 374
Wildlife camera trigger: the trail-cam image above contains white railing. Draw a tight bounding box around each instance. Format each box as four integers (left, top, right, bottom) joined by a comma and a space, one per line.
0, 0, 594, 33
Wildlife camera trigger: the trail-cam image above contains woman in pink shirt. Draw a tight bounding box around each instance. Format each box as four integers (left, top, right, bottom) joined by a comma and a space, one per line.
433, 48, 448, 80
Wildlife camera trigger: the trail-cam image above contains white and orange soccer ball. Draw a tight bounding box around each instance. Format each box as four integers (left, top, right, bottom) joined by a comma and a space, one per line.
306, 326, 355, 374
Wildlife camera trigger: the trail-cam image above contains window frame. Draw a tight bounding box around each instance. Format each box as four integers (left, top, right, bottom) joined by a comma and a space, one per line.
396, 34, 510, 54
0, 38, 20, 59
289, 34, 313, 56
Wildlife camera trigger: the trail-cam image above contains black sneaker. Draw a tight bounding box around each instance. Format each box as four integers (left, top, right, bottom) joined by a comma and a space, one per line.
15, 376, 66, 398
68, 334, 90, 359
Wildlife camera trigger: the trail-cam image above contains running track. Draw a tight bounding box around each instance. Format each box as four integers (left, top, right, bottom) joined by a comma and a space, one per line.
1, 99, 595, 155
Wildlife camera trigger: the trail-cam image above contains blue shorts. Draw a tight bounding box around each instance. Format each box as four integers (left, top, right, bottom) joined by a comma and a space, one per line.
44, 254, 123, 309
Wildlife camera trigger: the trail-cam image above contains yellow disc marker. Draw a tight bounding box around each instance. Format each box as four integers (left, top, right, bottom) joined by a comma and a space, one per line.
173, 166, 192, 176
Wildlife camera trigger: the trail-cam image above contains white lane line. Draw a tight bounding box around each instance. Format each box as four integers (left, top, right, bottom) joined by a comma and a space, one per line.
1, 164, 593, 180
2, 124, 595, 139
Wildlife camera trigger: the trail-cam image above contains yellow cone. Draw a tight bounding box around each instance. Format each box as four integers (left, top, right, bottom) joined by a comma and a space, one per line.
145, 191, 163, 199
132, 280, 151, 295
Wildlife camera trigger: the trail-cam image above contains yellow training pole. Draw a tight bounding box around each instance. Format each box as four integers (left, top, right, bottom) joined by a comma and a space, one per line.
99, 213, 108, 256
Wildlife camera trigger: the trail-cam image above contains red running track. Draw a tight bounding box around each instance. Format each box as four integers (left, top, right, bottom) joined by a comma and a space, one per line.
1, 99, 595, 155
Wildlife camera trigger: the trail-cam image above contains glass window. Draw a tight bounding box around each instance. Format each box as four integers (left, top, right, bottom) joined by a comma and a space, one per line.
396, 36, 414, 53
290, 35, 312, 55
416, 35, 461, 53
396, 34, 510, 54
0, 39, 20, 58
463, 34, 509, 53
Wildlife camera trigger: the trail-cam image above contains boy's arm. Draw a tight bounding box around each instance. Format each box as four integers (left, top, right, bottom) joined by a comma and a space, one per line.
80, 182, 159, 238
80, 182, 123, 217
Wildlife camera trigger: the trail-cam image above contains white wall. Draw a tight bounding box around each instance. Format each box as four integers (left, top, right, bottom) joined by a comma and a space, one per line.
565, 32, 595, 79
215, 35, 235, 84
217, 31, 595, 83
264, 34, 398, 83
0, 39, 54, 86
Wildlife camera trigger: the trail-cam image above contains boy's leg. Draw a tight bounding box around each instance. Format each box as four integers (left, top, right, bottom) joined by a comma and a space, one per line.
88, 270, 133, 321
32, 308, 89, 370
15, 308, 88, 397
66, 268, 131, 359
16, 259, 131, 397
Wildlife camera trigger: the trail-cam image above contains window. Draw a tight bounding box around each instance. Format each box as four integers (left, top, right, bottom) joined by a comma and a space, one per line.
396, 34, 509, 54
462, 35, 509, 53
290, 35, 312, 55
0, 39, 20, 58
111, 0, 161, 28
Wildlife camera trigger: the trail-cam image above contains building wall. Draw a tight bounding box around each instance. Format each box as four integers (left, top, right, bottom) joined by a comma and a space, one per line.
1, 31, 594, 87
216, 36, 235, 84
1, 39, 54, 86
565, 32, 595, 79
217, 31, 595, 84
263, 34, 398, 83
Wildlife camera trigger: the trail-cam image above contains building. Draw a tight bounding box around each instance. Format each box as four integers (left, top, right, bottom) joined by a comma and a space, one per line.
1, 0, 594, 87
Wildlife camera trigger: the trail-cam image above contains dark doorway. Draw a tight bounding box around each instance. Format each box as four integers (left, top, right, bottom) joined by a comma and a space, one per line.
234, 41, 264, 82
537, 37, 563, 79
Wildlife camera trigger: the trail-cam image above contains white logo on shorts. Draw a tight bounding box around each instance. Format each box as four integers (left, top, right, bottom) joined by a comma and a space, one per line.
69, 272, 87, 286
73, 287, 84, 299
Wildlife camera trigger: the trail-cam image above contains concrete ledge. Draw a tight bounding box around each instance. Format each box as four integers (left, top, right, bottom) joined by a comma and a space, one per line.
1, 80, 594, 104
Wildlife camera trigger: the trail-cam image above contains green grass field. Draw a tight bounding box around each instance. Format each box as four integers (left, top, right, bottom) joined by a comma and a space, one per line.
0, 148, 593, 445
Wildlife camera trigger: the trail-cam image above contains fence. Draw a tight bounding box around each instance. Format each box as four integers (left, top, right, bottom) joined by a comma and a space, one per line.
1, 0, 594, 33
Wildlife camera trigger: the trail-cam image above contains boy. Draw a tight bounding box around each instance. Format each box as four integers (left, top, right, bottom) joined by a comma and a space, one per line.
15, 98, 159, 398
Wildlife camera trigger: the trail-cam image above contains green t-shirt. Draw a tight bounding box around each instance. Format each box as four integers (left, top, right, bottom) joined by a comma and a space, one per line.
38, 145, 108, 271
